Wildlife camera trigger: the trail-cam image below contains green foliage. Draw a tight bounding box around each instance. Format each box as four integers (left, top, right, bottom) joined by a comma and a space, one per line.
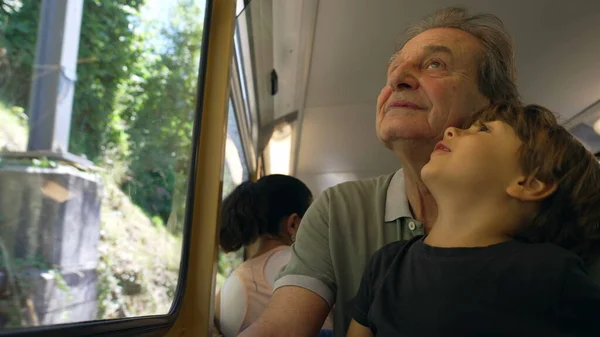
0, 0, 39, 106
120, 0, 203, 230
0, 0, 206, 231
0, 0, 143, 162
151, 215, 165, 227
69, 0, 144, 162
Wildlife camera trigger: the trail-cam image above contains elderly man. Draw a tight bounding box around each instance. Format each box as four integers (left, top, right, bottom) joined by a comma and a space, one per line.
240, 7, 522, 337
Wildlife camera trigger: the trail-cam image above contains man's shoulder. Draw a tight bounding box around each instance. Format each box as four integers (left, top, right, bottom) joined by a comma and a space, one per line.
306, 171, 399, 230
323, 171, 397, 200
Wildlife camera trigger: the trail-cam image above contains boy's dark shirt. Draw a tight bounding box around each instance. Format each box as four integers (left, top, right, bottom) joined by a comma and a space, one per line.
353, 236, 600, 337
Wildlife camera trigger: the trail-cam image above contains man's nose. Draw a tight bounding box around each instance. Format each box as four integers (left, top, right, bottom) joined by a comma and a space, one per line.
388, 66, 419, 91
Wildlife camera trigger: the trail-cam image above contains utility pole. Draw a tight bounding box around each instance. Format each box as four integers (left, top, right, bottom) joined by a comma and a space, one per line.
25, 0, 87, 165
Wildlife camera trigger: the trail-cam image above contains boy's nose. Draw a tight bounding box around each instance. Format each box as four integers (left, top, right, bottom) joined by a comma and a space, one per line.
444, 127, 457, 139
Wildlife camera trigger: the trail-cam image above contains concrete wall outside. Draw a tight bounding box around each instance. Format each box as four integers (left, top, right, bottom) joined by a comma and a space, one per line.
0, 165, 102, 325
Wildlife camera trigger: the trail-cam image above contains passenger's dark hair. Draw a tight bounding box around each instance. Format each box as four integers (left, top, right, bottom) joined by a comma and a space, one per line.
219, 174, 312, 252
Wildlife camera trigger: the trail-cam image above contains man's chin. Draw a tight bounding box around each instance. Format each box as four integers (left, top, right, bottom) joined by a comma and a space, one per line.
378, 126, 435, 143
380, 137, 435, 156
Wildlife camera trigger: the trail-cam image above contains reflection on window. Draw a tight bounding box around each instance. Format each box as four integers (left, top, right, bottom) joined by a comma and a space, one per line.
236, 0, 246, 16
234, 27, 253, 131
0, 0, 205, 328
216, 99, 248, 291
223, 99, 248, 197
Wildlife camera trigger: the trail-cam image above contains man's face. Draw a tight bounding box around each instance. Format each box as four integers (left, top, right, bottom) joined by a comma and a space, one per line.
421, 120, 523, 196
376, 28, 489, 147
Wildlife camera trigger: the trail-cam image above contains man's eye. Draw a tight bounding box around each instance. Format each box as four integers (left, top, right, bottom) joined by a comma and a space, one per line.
427, 61, 442, 69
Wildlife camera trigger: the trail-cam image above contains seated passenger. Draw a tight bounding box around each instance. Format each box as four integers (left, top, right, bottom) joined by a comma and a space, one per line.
214, 174, 332, 336
347, 103, 600, 337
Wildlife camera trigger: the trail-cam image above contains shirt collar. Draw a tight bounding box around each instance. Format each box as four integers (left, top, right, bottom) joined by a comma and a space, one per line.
384, 169, 413, 222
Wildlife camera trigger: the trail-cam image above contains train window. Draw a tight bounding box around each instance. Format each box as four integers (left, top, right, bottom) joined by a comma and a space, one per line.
216, 99, 248, 291
224, 98, 249, 197
0, 0, 207, 332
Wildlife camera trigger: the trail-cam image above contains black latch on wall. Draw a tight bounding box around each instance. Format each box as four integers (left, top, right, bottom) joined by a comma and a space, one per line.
270, 69, 278, 96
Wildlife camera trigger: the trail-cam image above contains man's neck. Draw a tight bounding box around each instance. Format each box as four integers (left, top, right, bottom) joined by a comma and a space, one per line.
395, 143, 438, 231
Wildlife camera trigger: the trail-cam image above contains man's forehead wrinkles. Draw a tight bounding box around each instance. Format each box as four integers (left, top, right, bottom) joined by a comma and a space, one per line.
423, 44, 453, 55
388, 43, 453, 68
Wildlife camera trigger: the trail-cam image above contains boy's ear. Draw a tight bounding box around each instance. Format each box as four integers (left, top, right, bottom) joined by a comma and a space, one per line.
506, 175, 557, 201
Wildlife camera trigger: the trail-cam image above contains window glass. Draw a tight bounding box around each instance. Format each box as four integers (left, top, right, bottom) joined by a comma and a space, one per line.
0, 0, 206, 328
216, 99, 248, 290
234, 29, 252, 130
236, 0, 246, 16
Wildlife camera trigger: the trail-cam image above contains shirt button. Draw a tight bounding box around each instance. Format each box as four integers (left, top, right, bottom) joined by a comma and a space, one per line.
408, 221, 416, 231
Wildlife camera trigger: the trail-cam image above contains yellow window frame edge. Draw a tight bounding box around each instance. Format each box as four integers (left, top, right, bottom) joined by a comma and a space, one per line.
165, 0, 236, 336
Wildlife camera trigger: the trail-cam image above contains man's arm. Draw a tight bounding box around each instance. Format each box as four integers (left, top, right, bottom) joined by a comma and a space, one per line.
238, 286, 330, 337
345, 320, 373, 337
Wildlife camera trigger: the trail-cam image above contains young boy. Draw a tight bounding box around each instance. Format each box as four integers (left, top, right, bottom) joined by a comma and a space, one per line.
347, 103, 600, 337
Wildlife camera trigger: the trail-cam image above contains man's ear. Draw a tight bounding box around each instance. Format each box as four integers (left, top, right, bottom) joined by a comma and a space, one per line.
506, 175, 557, 201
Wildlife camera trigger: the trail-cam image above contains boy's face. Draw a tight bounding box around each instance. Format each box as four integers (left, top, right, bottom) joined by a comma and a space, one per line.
421, 119, 524, 197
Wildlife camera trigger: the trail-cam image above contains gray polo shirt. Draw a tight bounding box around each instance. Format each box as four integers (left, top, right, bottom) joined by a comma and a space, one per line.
274, 170, 422, 336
